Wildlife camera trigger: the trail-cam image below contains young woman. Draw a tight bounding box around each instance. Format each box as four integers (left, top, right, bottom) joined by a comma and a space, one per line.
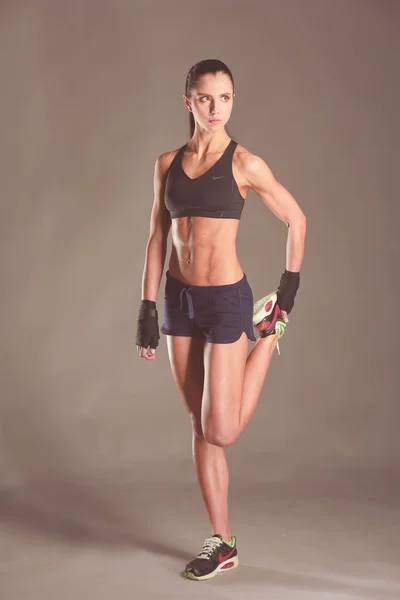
136, 59, 306, 581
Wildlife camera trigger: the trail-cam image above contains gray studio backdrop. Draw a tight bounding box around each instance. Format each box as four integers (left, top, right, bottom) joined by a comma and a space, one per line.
1, 0, 398, 514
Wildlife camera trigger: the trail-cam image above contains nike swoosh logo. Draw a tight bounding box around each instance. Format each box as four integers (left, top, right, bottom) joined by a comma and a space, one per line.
213, 175, 224, 180
218, 546, 236, 563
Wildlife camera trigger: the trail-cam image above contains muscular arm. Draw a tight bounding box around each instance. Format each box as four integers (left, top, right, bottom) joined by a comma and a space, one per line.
141, 152, 173, 301
243, 154, 306, 272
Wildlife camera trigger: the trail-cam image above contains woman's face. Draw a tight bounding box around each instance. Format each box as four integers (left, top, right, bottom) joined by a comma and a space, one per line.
184, 72, 235, 132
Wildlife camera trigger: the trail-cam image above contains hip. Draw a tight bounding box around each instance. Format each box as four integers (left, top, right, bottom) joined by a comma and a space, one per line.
161, 269, 256, 343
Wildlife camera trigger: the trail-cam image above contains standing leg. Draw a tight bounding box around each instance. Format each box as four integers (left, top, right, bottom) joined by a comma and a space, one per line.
165, 334, 232, 542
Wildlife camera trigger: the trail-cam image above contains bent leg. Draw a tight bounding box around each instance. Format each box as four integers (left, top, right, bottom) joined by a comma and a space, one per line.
202, 331, 279, 446
165, 335, 232, 541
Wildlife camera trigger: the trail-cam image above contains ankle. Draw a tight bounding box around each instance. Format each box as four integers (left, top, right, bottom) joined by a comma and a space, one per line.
215, 531, 232, 544
257, 330, 279, 346
224, 535, 234, 546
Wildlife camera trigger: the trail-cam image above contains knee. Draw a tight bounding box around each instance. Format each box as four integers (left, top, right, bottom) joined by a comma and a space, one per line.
203, 426, 239, 448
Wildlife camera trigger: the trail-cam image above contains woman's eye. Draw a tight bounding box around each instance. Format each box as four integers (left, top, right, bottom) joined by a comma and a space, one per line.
199, 95, 230, 102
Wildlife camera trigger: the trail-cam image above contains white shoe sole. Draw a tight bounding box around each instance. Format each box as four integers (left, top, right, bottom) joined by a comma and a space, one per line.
253, 291, 278, 326
253, 291, 284, 354
184, 555, 240, 581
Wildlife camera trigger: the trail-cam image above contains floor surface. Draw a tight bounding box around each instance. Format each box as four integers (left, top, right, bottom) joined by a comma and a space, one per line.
1, 462, 399, 600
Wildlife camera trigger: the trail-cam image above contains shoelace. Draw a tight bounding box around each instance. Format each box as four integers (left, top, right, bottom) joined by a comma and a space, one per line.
276, 322, 283, 356
197, 536, 223, 559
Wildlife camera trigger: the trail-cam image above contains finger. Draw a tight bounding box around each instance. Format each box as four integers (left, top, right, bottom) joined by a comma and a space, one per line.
138, 345, 149, 358
136, 345, 142, 356
281, 310, 289, 323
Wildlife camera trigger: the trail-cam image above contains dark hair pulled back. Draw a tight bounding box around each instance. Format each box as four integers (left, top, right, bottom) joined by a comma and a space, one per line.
184, 59, 235, 138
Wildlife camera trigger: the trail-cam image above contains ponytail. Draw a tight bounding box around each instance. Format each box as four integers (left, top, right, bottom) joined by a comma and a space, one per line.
188, 112, 195, 138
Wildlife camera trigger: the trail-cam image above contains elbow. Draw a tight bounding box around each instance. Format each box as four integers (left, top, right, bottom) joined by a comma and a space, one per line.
148, 224, 170, 247
147, 234, 168, 255
287, 209, 306, 232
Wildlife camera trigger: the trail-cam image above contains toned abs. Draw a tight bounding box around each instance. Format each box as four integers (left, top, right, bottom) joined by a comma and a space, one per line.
168, 216, 243, 286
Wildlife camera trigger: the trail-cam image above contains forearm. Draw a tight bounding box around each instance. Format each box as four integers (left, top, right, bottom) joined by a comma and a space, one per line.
141, 237, 168, 302
285, 214, 306, 272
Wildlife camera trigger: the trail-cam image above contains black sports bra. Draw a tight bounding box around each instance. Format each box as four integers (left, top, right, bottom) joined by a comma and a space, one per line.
164, 138, 245, 220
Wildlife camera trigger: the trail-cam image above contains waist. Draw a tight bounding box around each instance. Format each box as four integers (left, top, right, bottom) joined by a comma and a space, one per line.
168, 248, 243, 286
165, 268, 248, 291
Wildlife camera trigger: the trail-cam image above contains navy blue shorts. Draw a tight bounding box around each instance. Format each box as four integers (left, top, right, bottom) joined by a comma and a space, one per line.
160, 270, 257, 344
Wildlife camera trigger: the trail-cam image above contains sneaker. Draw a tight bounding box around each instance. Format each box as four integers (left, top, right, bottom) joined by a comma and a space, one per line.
253, 291, 286, 354
184, 534, 239, 581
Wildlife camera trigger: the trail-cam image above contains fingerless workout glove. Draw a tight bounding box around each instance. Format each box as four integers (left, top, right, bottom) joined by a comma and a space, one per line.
277, 270, 300, 314
136, 299, 160, 350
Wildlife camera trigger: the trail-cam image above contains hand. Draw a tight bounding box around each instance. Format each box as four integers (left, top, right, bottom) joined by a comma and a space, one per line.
137, 345, 157, 360
136, 300, 159, 360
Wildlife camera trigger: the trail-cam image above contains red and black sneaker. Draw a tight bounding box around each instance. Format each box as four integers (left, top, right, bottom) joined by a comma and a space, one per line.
253, 291, 286, 354
184, 534, 239, 581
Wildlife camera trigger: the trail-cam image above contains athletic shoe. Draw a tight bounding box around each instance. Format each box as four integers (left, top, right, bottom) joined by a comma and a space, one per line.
184, 534, 239, 581
253, 291, 286, 354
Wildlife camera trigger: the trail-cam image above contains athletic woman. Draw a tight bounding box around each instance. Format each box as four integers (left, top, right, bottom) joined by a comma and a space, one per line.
135, 59, 306, 581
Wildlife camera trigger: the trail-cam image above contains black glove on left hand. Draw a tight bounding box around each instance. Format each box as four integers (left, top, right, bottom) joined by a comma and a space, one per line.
277, 270, 300, 314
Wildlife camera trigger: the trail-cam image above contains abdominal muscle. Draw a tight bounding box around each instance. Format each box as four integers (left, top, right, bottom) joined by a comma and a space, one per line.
167, 216, 244, 286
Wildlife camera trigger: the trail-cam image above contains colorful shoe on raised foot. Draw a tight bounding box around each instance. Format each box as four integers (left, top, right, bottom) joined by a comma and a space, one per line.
253, 291, 286, 354
184, 534, 239, 581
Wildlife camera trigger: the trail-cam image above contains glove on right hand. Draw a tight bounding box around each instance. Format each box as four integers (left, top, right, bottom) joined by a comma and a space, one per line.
136, 300, 160, 351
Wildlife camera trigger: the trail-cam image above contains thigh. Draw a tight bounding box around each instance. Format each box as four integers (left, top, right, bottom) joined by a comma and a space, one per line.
166, 334, 205, 417
202, 331, 249, 435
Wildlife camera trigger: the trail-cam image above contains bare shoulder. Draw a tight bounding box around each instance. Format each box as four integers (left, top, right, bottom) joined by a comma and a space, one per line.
234, 143, 273, 178
155, 147, 182, 179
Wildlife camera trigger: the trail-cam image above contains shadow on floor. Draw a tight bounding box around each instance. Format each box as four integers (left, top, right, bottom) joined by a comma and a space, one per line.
0, 480, 192, 561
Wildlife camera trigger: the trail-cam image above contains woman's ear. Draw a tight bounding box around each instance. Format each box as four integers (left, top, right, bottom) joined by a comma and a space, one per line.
183, 94, 192, 112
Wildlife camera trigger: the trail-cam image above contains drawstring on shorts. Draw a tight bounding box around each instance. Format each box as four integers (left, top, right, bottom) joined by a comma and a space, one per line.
179, 286, 195, 320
